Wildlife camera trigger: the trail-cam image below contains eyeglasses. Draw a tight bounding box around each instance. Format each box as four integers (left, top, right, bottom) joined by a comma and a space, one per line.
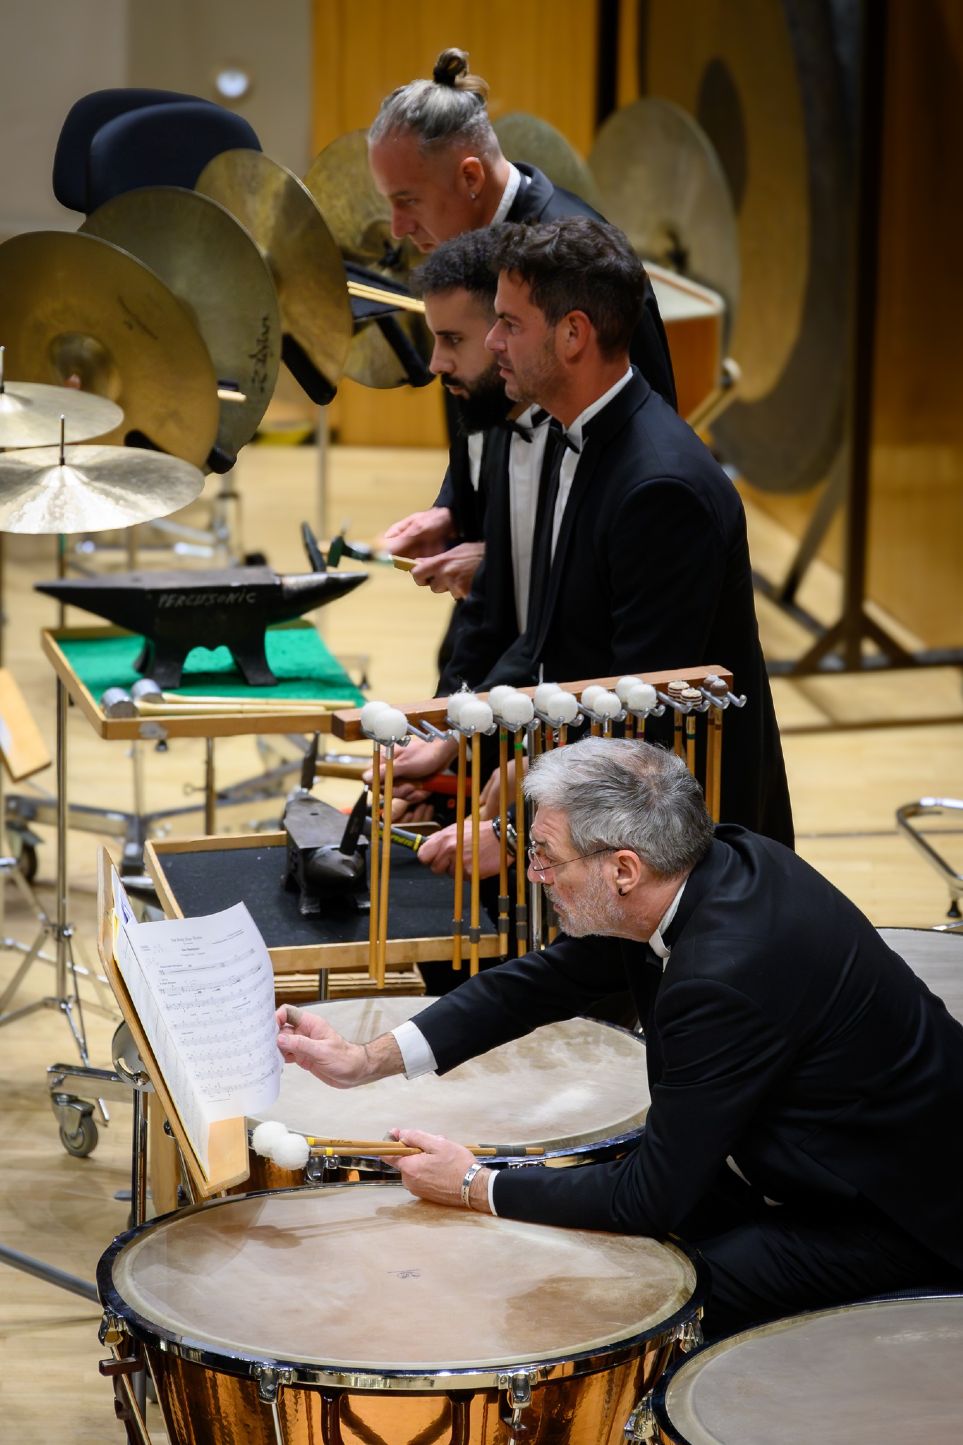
526, 842, 615, 877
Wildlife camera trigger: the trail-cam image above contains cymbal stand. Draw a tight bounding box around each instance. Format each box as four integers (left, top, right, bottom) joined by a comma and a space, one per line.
0, 675, 93, 1061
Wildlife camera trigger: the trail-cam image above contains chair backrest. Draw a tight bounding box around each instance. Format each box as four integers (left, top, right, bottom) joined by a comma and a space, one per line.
53, 88, 260, 214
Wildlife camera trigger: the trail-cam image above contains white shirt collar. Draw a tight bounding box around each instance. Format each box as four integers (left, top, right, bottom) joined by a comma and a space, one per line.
490, 163, 522, 226
648, 880, 687, 965
564, 367, 634, 452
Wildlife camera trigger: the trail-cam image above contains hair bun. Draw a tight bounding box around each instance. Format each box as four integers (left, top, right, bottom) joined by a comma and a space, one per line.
432, 47, 489, 102
433, 47, 469, 86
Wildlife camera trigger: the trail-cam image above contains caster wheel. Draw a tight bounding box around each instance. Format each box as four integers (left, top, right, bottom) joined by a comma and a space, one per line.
59, 1112, 98, 1158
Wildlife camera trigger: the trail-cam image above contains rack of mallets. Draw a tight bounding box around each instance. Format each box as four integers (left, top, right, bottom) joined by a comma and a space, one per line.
338, 667, 743, 970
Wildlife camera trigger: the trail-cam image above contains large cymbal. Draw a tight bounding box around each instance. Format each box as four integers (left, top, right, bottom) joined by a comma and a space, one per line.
0, 443, 204, 535
195, 149, 353, 392
0, 231, 219, 468
81, 187, 281, 461
493, 112, 604, 212
589, 98, 740, 327
303, 129, 420, 280
0, 376, 122, 449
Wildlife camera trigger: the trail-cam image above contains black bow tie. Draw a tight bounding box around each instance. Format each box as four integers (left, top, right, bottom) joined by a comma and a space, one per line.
548, 418, 580, 455
501, 408, 550, 443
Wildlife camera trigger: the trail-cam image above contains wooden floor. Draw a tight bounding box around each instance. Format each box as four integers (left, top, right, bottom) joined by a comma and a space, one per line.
1, 442, 961, 1442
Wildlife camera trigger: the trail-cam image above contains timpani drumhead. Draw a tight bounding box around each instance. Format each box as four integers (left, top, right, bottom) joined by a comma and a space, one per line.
656, 1295, 963, 1445
879, 928, 963, 1025
105, 1185, 697, 1374
258, 998, 649, 1151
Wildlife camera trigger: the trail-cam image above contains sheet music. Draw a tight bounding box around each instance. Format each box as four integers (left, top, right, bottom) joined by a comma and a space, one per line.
113, 878, 280, 1168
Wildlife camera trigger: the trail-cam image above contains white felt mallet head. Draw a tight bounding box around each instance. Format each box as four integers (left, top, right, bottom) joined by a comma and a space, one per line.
626, 682, 658, 713
498, 691, 535, 728
615, 675, 642, 703
359, 700, 392, 734
594, 690, 622, 719
579, 684, 604, 711
270, 1130, 311, 1170
458, 698, 494, 733
251, 1120, 289, 1158
447, 690, 477, 724
532, 681, 559, 710
543, 689, 579, 725
371, 707, 409, 744
487, 685, 514, 712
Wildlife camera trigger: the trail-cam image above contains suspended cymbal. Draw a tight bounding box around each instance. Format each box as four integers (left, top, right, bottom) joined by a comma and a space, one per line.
493, 112, 605, 212
0, 377, 122, 449
0, 231, 219, 468
81, 187, 281, 460
303, 130, 420, 281
589, 98, 740, 327
0, 443, 204, 535
195, 149, 353, 392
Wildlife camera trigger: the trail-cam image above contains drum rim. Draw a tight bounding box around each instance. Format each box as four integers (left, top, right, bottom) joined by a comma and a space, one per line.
650, 1290, 963, 1443
98, 1182, 708, 1393
254, 1008, 650, 1158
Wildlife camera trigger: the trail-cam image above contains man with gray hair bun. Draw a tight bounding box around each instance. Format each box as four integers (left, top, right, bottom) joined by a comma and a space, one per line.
278, 737, 963, 1338
373, 47, 676, 573
368, 46, 674, 408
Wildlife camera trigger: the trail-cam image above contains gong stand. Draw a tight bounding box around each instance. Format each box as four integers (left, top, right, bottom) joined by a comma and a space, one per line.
761, 0, 963, 677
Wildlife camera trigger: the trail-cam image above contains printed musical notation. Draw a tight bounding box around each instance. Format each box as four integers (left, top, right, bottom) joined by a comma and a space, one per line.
112, 873, 280, 1171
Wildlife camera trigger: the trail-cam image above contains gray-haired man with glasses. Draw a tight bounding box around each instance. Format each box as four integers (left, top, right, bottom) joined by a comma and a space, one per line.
277, 737, 963, 1339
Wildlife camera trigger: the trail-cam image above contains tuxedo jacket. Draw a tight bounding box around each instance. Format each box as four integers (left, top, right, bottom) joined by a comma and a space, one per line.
434, 162, 676, 525
441, 371, 793, 846
416, 828, 963, 1272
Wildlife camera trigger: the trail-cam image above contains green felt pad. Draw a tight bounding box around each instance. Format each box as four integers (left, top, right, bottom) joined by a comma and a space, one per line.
59, 623, 364, 704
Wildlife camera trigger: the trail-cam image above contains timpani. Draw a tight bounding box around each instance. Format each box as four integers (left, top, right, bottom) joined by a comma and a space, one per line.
651, 1293, 963, 1445
246, 997, 650, 1188
99, 1182, 704, 1445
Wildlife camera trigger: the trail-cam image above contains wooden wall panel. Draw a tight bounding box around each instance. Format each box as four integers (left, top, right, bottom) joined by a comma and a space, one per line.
309, 0, 600, 447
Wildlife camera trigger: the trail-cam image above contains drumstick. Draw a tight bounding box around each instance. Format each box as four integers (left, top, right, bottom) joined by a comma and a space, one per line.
514, 726, 527, 956
451, 730, 467, 971
668, 680, 687, 757
708, 678, 728, 821
497, 727, 510, 957
683, 689, 700, 777
304, 1138, 545, 1157
368, 738, 381, 981
377, 744, 395, 987
469, 731, 481, 976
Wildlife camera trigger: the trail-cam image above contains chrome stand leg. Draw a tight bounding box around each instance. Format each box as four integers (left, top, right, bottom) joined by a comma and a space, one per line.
0, 676, 90, 1061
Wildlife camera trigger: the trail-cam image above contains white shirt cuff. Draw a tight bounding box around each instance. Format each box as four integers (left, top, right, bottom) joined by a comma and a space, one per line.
487, 1169, 499, 1215
391, 1021, 438, 1079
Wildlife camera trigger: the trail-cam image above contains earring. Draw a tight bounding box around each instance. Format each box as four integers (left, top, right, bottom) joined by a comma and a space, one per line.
469, 191, 477, 200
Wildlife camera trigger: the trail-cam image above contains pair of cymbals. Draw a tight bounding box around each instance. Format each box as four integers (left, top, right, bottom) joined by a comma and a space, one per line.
0, 230, 219, 469
81, 186, 282, 463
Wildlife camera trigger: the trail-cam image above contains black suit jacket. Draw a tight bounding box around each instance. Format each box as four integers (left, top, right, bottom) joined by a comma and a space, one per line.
415, 828, 963, 1272
441, 371, 793, 846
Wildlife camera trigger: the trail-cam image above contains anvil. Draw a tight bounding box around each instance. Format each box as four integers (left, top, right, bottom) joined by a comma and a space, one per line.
35, 563, 367, 687
283, 788, 369, 916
